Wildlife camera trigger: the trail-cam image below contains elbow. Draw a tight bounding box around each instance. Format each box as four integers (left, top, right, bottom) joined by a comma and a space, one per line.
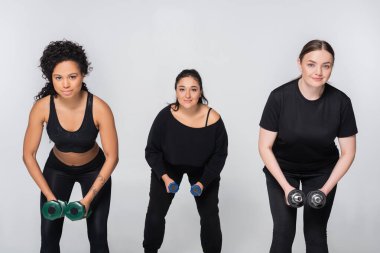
22, 151, 36, 165
340, 150, 356, 163
258, 144, 272, 156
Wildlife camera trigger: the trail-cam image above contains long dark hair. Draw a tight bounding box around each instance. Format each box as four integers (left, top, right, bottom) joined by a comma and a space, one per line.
171, 69, 208, 111
35, 40, 91, 101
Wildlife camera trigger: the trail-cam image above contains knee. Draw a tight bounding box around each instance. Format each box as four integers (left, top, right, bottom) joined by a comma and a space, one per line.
41, 220, 62, 243
304, 227, 328, 249
198, 206, 219, 224
145, 211, 166, 228
88, 229, 108, 251
272, 223, 296, 244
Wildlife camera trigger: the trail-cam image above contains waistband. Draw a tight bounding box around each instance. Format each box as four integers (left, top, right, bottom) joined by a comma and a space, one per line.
45, 148, 105, 174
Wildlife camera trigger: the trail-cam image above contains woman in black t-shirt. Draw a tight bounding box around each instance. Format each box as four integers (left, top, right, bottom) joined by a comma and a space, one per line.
143, 69, 228, 253
259, 40, 357, 253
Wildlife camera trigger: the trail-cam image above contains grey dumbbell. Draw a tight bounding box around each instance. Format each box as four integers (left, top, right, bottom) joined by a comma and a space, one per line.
307, 190, 326, 209
287, 189, 305, 208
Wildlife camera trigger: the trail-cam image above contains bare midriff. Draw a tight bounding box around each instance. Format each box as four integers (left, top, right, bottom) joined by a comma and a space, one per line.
53, 143, 100, 166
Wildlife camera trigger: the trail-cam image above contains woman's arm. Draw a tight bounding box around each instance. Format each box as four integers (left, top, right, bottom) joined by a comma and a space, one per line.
23, 99, 56, 201
81, 97, 119, 209
258, 127, 294, 200
145, 109, 175, 192
320, 135, 356, 195
197, 111, 228, 189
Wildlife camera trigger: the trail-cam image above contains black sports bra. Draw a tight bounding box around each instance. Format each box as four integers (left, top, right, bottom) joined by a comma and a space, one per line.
46, 92, 99, 153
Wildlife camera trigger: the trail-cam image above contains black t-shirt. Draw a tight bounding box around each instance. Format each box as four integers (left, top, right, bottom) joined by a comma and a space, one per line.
145, 105, 228, 187
260, 79, 358, 172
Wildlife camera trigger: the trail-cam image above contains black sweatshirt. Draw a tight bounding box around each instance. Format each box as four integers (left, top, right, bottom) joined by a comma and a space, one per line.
260, 79, 358, 172
145, 105, 228, 187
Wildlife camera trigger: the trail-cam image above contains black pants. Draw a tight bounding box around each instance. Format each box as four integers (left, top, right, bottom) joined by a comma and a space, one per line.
264, 168, 337, 253
40, 150, 111, 253
143, 168, 222, 253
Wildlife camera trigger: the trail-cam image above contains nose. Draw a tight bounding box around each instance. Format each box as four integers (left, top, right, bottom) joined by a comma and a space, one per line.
185, 89, 191, 98
316, 66, 322, 76
62, 78, 70, 88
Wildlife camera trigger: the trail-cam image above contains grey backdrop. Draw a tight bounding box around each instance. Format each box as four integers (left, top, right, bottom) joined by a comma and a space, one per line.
1, 0, 379, 252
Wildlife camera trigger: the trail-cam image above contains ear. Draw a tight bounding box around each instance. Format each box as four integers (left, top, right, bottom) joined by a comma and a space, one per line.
297, 58, 302, 73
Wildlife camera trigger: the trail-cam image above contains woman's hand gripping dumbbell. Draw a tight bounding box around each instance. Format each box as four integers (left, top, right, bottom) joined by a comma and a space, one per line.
42, 200, 67, 221
65, 201, 92, 221
162, 174, 179, 193
190, 182, 204, 197
307, 190, 326, 209
287, 189, 306, 208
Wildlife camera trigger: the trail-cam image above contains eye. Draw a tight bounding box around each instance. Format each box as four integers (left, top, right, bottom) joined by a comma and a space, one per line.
323, 65, 331, 69
55, 76, 62, 80
307, 63, 315, 67
179, 88, 185, 92
191, 88, 198, 92
69, 75, 77, 80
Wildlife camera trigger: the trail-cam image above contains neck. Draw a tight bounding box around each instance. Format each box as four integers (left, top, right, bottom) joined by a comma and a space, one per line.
298, 78, 325, 100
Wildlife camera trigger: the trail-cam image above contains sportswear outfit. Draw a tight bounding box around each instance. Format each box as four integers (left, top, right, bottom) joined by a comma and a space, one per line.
41, 92, 111, 253
260, 79, 358, 253
143, 106, 228, 253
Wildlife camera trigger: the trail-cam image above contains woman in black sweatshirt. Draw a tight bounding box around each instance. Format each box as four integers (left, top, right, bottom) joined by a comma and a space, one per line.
143, 69, 228, 253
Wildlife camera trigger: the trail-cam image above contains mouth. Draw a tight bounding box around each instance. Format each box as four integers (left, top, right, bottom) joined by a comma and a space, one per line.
312, 77, 323, 81
61, 90, 73, 96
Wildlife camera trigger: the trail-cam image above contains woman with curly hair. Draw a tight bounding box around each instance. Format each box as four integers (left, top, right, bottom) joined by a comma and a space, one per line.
23, 40, 118, 253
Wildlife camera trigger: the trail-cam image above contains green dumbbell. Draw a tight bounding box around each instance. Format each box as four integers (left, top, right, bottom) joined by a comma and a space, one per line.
65, 201, 92, 221
42, 200, 67, 221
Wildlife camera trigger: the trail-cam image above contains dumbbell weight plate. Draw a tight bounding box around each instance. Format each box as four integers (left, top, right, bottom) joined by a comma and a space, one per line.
287, 189, 305, 208
190, 185, 202, 197
65, 201, 91, 221
307, 190, 326, 209
42, 200, 66, 220
168, 182, 179, 193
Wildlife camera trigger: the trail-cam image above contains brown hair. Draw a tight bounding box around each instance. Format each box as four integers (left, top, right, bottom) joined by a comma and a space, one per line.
299, 40, 335, 63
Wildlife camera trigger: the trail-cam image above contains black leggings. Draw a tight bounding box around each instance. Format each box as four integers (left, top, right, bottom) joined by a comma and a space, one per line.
264, 168, 337, 253
40, 150, 111, 253
143, 167, 222, 253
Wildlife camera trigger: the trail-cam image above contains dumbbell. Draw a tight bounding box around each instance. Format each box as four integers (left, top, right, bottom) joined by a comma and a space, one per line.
190, 184, 202, 197
65, 201, 92, 221
287, 189, 305, 208
307, 190, 326, 209
168, 182, 179, 193
42, 200, 67, 221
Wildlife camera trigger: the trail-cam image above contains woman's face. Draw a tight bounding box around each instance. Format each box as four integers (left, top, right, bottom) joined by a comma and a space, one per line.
298, 49, 333, 88
52, 60, 84, 98
176, 76, 202, 109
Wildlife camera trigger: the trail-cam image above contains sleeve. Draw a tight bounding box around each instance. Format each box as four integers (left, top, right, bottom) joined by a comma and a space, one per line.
259, 91, 281, 132
145, 111, 167, 179
337, 98, 358, 138
199, 119, 228, 188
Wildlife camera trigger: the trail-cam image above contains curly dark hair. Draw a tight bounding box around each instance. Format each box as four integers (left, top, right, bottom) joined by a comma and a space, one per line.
35, 40, 92, 100
171, 69, 208, 111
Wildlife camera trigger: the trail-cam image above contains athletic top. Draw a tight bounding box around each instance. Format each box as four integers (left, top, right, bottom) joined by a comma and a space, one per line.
145, 105, 228, 187
260, 79, 358, 172
47, 92, 99, 153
